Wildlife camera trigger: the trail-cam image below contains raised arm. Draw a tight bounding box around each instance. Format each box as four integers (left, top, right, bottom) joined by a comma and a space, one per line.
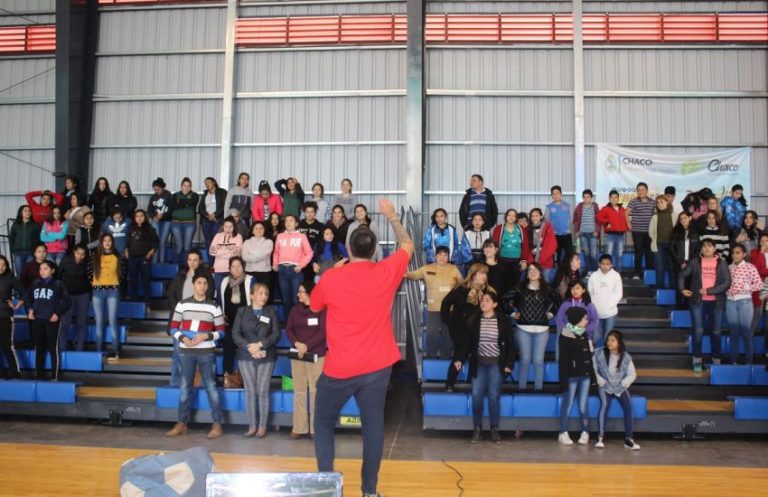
377, 197, 414, 257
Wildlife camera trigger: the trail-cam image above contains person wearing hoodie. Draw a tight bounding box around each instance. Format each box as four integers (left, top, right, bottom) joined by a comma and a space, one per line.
0, 255, 25, 379
678, 239, 731, 372
25, 189, 64, 225
649, 194, 675, 289
224, 172, 253, 225
26, 260, 71, 380
125, 210, 159, 303
556, 280, 600, 344
720, 184, 748, 236
458, 174, 499, 231
147, 178, 173, 263
209, 217, 244, 297
272, 215, 313, 311
40, 206, 69, 264
274, 177, 306, 219
87, 177, 113, 225
527, 208, 558, 281
251, 180, 283, 223
557, 306, 595, 446
596, 190, 628, 273
110, 181, 138, 223
102, 208, 132, 255
9, 205, 41, 276
197, 177, 228, 251
75, 211, 101, 253
588, 254, 624, 348
57, 245, 92, 351
170, 177, 199, 264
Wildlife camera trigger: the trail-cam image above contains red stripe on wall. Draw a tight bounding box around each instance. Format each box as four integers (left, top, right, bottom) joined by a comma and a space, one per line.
0, 25, 55, 54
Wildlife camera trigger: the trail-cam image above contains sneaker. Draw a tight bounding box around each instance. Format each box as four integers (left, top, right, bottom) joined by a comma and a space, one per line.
558, 432, 574, 446
693, 362, 703, 374
165, 422, 187, 437
595, 437, 605, 449
712, 358, 722, 365
624, 438, 641, 450
106, 353, 120, 363
577, 431, 589, 445
470, 427, 481, 443
632, 275, 641, 280
362, 493, 384, 497
490, 427, 502, 444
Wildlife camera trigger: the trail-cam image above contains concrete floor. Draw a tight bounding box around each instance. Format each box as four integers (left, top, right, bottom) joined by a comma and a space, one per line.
0, 368, 766, 468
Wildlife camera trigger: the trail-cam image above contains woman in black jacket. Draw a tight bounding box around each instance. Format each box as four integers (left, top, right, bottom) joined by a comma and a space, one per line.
58, 245, 91, 351
558, 306, 596, 446
440, 262, 492, 391
198, 177, 228, 251
125, 209, 159, 302
0, 255, 25, 378
88, 177, 113, 225
670, 211, 700, 309
454, 291, 514, 443
110, 181, 138, 222
232, 283, 281, 438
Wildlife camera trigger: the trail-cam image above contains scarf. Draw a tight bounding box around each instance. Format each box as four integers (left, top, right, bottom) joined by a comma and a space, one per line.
228, 273, 246, 304
566, 322, 585, 336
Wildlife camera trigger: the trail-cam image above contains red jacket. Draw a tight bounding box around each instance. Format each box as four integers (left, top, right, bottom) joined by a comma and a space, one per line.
491, 224, 532, 263
596, 204, 628, 234
750, 248, 768, 307
251, 193, 283, 222
528, 222, 557, 269
25, 191, 65, 225
572, 202, 600, 236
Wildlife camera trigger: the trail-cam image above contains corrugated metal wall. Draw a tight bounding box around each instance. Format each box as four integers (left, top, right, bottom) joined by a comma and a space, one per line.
0, 0, 56, 232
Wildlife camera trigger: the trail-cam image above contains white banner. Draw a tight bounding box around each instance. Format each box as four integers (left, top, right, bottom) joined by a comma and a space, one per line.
594, 144, 751, 205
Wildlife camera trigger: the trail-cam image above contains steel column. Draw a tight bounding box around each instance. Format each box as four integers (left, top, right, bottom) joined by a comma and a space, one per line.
406, 0, 425, 212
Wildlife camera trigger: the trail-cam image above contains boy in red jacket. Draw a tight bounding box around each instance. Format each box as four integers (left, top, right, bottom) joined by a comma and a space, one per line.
596, 190, 628, 274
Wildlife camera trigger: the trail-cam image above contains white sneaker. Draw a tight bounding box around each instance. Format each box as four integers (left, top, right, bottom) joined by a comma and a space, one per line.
558, 432, 574, 446
595, 437, 605, 449
578, 431, 589, 445
624, 438, 641, 450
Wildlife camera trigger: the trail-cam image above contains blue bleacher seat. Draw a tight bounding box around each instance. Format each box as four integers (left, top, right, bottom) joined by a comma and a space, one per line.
197, 388, 242, 411
276, 330, 291, 348
656, 289, 676, 306
341, 397, 360, 416
269, 390, 283, 413
733, 397, 768, 420
423, 392, 469, 416
62, 351, 103, 372
0, 380, 37, 402
281, 391, 293, 413
512, 394, 558, 417
151, 263, 179, 280
481, 395, 514, 417
558, 395, 602, 418
273, 355, 291, 377
750, 366, 768, 386
422, 358, 467, 382
687, 335, 728, 354
545, 333, 557, 353
644, 270, 655, 286
622, 252, 634, 269
88, 302, 146, 320
511, 361, 559, 384
732, 336, 766, 355
136, 281, 166, 298
710, 365, 752, 385
67, 325, 129, 344
155, 386, 190, 409
36, 381, 77, 404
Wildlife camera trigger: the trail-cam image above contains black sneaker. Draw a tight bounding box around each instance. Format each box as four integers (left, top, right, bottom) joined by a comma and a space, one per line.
490, 427, 502, 444
624, 438, 641, 450
470, 427, 481, 443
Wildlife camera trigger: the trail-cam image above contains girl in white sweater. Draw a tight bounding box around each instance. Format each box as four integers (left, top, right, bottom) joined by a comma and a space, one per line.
587, 253, 623, 347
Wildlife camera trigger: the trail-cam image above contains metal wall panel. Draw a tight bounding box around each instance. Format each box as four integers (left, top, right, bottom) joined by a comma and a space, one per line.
236, 50, 406, 92
0, 0, 53, 11
233, 96, 405, 143
427, 96, 573, 142
0, 104, 54, 146
241, 2, 406, 17
97, 8, 227, 53
0, 152, 55, 226
586, 49, 768, 92
427, 48, 572, 91
91, 100, 222, 145
95, 54, 225, 95
0, 58, 55, 99
585, 98, 768, 145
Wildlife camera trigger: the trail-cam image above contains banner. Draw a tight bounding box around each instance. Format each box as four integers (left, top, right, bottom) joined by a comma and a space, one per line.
594, 144, 751, 206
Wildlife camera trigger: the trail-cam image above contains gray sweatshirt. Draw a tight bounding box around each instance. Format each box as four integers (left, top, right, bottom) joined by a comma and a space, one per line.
241, 237, 274, 273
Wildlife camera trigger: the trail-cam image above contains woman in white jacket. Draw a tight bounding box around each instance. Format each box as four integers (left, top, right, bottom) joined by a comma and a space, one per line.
587, 253, 623, 347
241, 221, 274, 290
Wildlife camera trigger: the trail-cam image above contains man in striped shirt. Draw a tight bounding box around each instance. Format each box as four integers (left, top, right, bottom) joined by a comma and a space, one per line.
165, 274, 227, 439
626, 182, 656, 280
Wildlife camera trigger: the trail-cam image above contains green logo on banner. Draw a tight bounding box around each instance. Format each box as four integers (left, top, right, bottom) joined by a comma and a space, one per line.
605, 154, 619, 173
681, 160, 701, 175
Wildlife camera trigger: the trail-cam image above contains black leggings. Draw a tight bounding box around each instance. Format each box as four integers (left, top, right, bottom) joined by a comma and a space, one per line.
0, 317, 20, 379
222, 325, 237, 375
30, 319, 61, 380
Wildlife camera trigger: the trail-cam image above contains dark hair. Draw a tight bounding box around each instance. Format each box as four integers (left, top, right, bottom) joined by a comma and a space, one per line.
435, 245, 450, 256
672, 211, 697, 239
664, 186, 676, 195
331, 204, 346, 217
353, 204, 371, 225
180, 177, 192, 187
250, 221, 267, 238
471, 174, 484, 183
92, 234, 118, 281
187, 248, 202, 261
284, 214, 300, 226
111, 207, 123, 218
316, 226, 342, 260
599, 253, 612, 264
192, 273, 210, 284
732, 184, 744, 192
529, 207, 543, 219
503, 208, 518, 225
268, 212, 283, 237
64, 175, 80, 191
0, 255, 10, 275
732, 242, 748, 254
568, 279, 591, 304
83, 211, 95, 220
204, 177, 219, 189
551, 185, 562, 194
700, 238, 716, 248
303, 201, 318, 214
517, 212, 528, 222
481, 289, 499, 303
47, 205, 63, 224
182, 249, 207, 278
237, 173, 250, 187
33, 242, 47, 253
312, 183, 325, 197
15, 204, 31, 223
258, 180, 271, 193
554, 253, 582, 294
130, 209, 153, 237
39, 260, 57, 272
90, 177, 113, 199
636, 182, 648, 190
341, 178, 353, 191
603, 330, 626, 372
482, 238, 499, 264
349, 226, 377, 259
229, 256, 245, 270
521, 262, 550, 298
72, 243, 88, 254
117, 181, 133, 197
759, 232, 768, 242
69, 192, 85, 207
221, 216, 238, 234
582, 189, 593, 197
430, 208, 448, 226
152, 178, 166, 189
609, 189, 619, 197
300, 279, 316, 295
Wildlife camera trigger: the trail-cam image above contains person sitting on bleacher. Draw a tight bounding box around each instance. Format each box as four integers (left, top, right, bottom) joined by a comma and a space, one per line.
406, 246, 462, 359
0, 255, 25, 379
166, 274, 226, 440
454, 290, 514, 444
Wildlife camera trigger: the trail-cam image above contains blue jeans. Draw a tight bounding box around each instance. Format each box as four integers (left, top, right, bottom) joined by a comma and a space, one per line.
171, 222, 196, 263
604, 233, 624, 272
654, 243, 672, 288
726, 298, 754, 364
690, 301, 722, 360
170, 340, 181, 387
213, 272, 227, 303
278, 264, 304, 311
598, 388, 633, 438
151, 220, 172, 263
516, 329, 549, 391
201, 219, 220, 252
595, 315, 617, 349
128, 256, 151, 302
579, 232, 599, 272
178, 351, 222, 423
92, 288, 119, 354
314, 366, 391, 496
560, 376, 590, 433
13, 254, 33, 277
471, 362, 503, 427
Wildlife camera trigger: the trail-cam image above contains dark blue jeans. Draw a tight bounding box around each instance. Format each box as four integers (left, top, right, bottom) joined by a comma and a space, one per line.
314, 366, 391, 496
13, 254, 33, 278
178, 351, 222, 423
171, 222, 196, 263
278, 264, 304, 311
201, 219, 220, 253
691, 300, 723, 360
151, 220, 171, 263
471, 361, 503, 427
559, 377, 590, 432
579, 232, 599, 272
654, 243, 672, 288
598, 388, 633, 438
58, 292, 89, 350
128, 256, 152, 302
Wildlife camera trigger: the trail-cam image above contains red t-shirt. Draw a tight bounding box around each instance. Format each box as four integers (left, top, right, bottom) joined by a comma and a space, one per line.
310, 248, 409, 379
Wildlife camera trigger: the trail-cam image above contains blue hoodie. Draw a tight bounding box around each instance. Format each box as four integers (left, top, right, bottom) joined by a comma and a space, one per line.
26, 277, 71, 320
102, 217, 132, 254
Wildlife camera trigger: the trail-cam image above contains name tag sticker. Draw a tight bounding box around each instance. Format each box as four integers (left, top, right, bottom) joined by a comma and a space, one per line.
259, 316, 271, 324
438, 286, 451, 292
308, 318, 319, 326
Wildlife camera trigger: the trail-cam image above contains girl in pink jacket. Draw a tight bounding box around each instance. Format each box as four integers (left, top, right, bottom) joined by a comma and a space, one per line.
272, 215, 313, 310
209, 217, 244, 299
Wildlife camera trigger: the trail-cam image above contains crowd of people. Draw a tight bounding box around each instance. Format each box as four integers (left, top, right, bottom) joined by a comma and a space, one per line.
1, 172, 767, 454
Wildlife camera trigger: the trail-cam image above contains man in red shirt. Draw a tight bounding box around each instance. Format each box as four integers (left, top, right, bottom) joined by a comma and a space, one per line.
310, 198, 413, 497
